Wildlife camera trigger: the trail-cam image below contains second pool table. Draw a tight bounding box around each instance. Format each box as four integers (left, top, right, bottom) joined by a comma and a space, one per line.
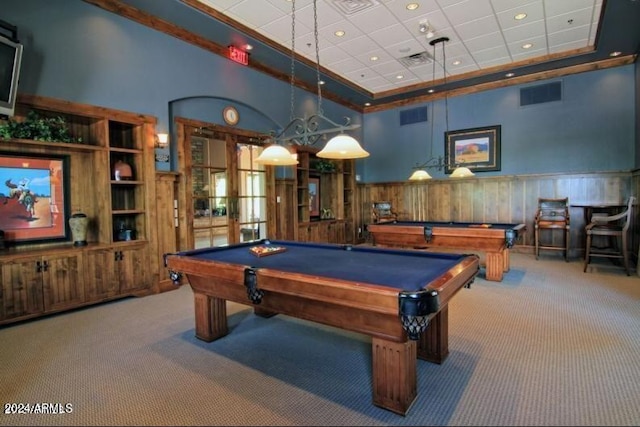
367, 220, 525, 282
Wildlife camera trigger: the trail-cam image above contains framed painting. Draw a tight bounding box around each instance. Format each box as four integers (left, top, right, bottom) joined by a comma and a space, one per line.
445, 125, 501, 174
308, 176, 320, 220
0, 152, 71, 245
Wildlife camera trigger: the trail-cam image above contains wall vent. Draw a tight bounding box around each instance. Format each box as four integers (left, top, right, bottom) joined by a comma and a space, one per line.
400, 107, 428, 126
520, 81, 562, 106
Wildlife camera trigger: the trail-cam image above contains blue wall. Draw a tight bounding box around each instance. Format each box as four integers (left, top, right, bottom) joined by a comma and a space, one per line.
362, 66, 636, 183
4, 0, 362, 173
4, 0, 636, 182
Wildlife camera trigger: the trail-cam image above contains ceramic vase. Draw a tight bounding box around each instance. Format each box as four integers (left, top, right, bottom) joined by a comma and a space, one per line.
69, 213, 89, 246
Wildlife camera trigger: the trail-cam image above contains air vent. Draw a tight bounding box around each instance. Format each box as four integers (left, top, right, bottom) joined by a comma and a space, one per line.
329, 0, 380, 15
520, 81, 562, 106
400, 107, 428, 126
399, 51, 433, 67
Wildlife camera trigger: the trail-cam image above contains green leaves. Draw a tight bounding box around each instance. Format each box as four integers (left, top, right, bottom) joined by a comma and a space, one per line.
0, 110, 81, 143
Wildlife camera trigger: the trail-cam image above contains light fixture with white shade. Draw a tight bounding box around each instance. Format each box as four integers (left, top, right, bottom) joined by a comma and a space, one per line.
408, 37, 474, 180
256, 0, 369, 165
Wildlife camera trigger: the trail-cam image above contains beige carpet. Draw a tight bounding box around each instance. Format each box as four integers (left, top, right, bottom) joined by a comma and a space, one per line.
0, 253, 639, 426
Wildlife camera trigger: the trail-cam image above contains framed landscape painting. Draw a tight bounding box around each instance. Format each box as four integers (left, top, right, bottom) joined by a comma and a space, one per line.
445, 125, 501, 174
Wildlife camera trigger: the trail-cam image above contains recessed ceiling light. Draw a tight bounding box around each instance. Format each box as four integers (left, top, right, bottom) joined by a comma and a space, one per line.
396, 74, 404, 80
452, 60, 461, 65
245, 44, 253, 51
505, 72, 515, 77
334, 30, 345, 37
406, 3, 419, 11
610, 51, 622, 57
514, 13, 527, 20
428, 89, 435, 93
364, 102, 371, 106
319, 80, 325, 85
370, 56, 379, 61
522, 43, 533, 49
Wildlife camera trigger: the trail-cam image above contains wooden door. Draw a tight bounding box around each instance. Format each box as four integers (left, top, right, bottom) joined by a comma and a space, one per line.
84, 247, 119, 301
42, 253, 84, 311
0, 257, 44, 320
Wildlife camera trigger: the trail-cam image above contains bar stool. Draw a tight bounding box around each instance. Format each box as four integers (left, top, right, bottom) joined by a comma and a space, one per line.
584, 196, 635, 275
534, 197, 570, 261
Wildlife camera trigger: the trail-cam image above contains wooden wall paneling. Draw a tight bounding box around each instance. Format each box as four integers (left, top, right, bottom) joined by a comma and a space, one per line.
274, 179, 295, 240
155, 171, 180, 292
356, 171, 636, 262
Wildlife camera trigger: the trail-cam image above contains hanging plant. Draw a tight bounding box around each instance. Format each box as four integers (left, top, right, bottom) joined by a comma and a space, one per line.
0, 110, 81, 143
315, 159, 336, 173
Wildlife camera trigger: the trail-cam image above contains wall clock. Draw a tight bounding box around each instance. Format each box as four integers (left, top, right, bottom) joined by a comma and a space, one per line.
223, 106, 239, 125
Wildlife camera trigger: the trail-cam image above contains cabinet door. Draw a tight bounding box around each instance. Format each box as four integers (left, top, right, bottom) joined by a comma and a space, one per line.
117, 246, 150, 294
0, 258, 44, 320
42, 253, 84, 312
84, 248, 120, 301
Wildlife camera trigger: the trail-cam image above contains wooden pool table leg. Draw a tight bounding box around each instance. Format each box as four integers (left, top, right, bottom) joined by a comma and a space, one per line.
371, 337, 417, 416
485, 250, 505, 281
193, 292, 228, 342
417, 305, 449, 364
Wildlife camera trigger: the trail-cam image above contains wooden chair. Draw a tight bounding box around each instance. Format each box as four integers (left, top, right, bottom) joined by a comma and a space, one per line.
534, 197, 570, 261
583, 196, 635, 275
372, 201, 397, 224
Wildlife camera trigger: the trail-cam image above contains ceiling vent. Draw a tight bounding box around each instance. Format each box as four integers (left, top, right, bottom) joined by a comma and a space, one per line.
399, 51, 433, 67
329, 0, 380, 15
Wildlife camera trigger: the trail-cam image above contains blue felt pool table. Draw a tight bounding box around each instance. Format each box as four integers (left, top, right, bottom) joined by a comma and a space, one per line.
165, 239, 479, 415
368, 220, 526, 281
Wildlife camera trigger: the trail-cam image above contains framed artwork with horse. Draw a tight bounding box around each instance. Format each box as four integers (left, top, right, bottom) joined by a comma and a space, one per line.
0, 152, 70, 245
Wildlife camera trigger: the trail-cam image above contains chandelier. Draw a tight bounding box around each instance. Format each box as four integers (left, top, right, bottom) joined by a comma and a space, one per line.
408, 37, 474, 180
256, 0, 369, 166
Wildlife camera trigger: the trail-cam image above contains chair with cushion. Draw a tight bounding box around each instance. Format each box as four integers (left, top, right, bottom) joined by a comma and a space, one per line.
372, 201, 397, 224
583, 196, 635, 275
534, 197, 570, 261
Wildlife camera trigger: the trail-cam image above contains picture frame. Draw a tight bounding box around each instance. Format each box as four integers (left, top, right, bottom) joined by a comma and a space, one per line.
308, 176, 320, 220
0, 152, 71, 245
445, 125, 501, 174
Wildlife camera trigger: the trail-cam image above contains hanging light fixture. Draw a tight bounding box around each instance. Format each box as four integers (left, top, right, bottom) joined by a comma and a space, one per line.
256, 0, 369, 165
408, 37, 474, 180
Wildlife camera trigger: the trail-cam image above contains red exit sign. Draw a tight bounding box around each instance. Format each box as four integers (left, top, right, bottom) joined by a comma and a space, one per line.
228, 46, 249, 65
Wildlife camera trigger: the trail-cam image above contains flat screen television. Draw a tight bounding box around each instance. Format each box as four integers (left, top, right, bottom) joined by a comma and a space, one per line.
0, 33, 23, 118
0, 152, 71, 245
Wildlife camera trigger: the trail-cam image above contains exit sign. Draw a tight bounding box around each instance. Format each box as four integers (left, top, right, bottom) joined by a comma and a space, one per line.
228, 46, 249, 65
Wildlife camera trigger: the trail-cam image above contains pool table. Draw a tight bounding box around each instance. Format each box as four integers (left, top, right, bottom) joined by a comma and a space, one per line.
367, 221, 526, 282
165, 239, 479, 416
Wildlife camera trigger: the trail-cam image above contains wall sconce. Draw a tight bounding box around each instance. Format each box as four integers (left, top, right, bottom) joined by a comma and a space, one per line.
156, 133, 169, 148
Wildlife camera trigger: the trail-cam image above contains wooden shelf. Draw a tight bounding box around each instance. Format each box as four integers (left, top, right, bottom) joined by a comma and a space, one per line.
0, 95, 158, 326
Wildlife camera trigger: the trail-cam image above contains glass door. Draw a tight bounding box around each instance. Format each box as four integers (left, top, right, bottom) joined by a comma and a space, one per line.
236, 144, 266, 242
191, 136, 229, 249
188, 133, 267, 249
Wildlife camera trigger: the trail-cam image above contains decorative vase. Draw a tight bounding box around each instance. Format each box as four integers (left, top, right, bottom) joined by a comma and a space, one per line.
69, 213, 89, 246
113, 160, 133, 181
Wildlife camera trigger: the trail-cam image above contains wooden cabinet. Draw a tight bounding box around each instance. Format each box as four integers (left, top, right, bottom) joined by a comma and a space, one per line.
0, 95, 158, 325
0, 250, 83, 322
291, 147, 356, 244
84, 243, 150, 301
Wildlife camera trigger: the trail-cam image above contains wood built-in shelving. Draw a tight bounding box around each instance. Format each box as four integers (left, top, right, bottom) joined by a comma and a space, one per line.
0, 94, 159, 326
292, 146, 356, 244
